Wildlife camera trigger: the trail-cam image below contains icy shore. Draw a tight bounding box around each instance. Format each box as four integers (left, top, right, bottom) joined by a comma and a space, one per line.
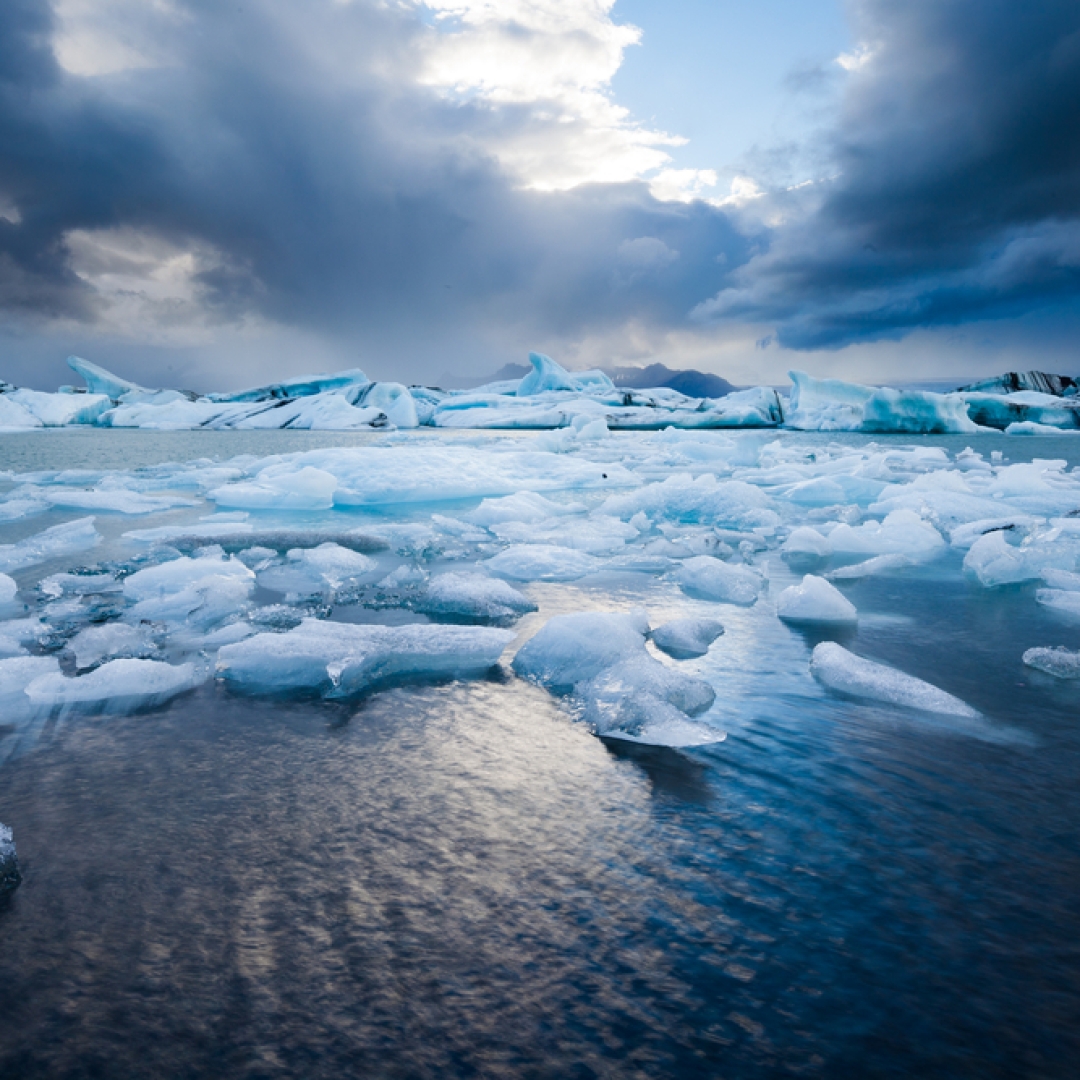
2, 354, 1078, 435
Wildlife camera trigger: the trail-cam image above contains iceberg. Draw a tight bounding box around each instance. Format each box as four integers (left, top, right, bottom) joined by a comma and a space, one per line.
0, 823, 19, 900
217, 619, 514, 697
123, 555, 256, 628
962, 392, 1080, 432
650, 617, 724, 659
512, 610, 722, 746
25, 659, 204, 713
421, 573, 536, 621
67, 354, 143, 398
485, 545, 601, 582
810, 642, 980, 718
0, 394, 42, 429
0, 518, 100, 575
777, 575, 857, 625
828, 509, 945, 560
782, 526, 832, 560
676, 555, 762, 605
1022, 646, 1080, 678
68, 623, 156, 670
7, 387, 112, 426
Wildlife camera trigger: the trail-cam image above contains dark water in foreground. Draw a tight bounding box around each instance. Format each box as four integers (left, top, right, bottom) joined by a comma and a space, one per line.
3, 581, 1080, 1079
2, 429, 1080, 1077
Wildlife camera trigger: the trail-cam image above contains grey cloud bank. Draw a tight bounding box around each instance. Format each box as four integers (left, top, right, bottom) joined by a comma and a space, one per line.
0, 0, 1077, 390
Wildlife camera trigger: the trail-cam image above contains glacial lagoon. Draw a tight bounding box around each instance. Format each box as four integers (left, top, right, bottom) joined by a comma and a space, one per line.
2, 425, 1080, 1077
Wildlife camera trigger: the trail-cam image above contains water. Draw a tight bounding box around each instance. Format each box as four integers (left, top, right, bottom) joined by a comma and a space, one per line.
2, 430, 1080, 1077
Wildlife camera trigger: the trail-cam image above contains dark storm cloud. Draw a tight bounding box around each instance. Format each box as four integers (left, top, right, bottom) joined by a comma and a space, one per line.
701, 0, 1080, 349
0, 0, 750, 385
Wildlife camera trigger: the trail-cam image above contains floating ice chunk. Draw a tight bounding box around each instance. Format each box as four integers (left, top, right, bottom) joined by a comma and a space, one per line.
826, 554, 913, 580
0, 656, 60, 701
650, 617, 724, 659
964, 530, 1078, 587
206, 368, 370, 403
676, 556, 762, 605
124, 555, 255, 602
1041, 568, 1080, 592
217, 619, 513, 696
25, 659, 204, 713
0, 822, 19, 899
1022, 646, 1080, 678
0, 395, 43, 429
784, 371, 872, 430
604, 474, 780, 531
962, 391, 1080, 431
38, 572, 121, 598
1006, 421, 1080, 436
489, 516, 637, 554
0, 619, 48, 658
782, 526, 832, 559
359, 382, 418, 428
512, 610, 651, 691
124, 555, 255, 627
0, 573, 15, 604
7, 388, 112, 426
68, 623, 156, 670
485, 545, 601, 581
1035, 589, 1080, 619
209, 464, 338, 510
422, 573, 536, 620
811, 642, 980, 718
580, 660, 720, 746
464, 491, 586, 526
861, 387, 978, 434
67, 354, 141, 398
378, 564, 428, 589
0, 517, 101, 574
518, 352, 600, 396
948, 516, 1044, 549
828, 509, 944, 560
283, 543, 376, 590
777, 575, 857, 625
38, 489, 197, 514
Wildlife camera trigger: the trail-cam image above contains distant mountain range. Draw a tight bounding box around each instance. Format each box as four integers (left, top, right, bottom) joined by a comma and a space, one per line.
439, 362, 735, 397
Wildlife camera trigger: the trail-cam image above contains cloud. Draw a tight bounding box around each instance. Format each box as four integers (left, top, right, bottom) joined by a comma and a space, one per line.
0, 0, 756, 388
698, 0, 1080, 349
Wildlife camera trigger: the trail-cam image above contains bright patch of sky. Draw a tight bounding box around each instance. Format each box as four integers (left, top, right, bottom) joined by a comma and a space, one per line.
611, 0, 851, 187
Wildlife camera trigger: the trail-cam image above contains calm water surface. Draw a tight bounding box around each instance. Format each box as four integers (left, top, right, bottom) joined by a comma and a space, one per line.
1, 430, 1079, 1078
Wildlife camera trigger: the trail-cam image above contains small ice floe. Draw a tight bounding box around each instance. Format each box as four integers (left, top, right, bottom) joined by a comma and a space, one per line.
964, 530, 1079, 587
0, 823, 20, 900
676, 555, 762, 605
256, 543, 377, 598
827, 554, 913, 580
485, 545, 601, 582
25, 659, 205, 714
777, 575, 857, 625
512, 610, 723, 747
217, 619, 514, 697
123, 554, 256, 629
810, 642, 979, 718
68, 623, 156, 670
0, 518, 100, 575
782, 526, 832, 560
650, 617, 724, 659
1022, 646, 1080, 679
828, 509, 944, 561
420, 572, 537, 621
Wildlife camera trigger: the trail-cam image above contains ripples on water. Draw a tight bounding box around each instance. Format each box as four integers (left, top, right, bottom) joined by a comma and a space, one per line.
1, 430, 1080, 1077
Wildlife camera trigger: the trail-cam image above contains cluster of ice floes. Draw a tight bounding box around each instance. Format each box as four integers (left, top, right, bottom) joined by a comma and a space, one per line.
4, 354, 1080, 434
4, 422, 1080, 756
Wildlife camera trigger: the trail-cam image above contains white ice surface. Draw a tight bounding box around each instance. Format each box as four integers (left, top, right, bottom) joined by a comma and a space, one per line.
217, 619, 514, 696
422, 573, 536, 620
1022, 646, 1080, 678
676, 556, 762, 605
811, 642, 979, 718
26, 659, 204, 712
650, 617, 724, 659
485, 545, 601, 581
777, 575, 858, 625
0, 518, 101, 574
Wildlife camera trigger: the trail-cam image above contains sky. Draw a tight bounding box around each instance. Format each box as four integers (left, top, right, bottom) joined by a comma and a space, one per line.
0, 0, 1078, 392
